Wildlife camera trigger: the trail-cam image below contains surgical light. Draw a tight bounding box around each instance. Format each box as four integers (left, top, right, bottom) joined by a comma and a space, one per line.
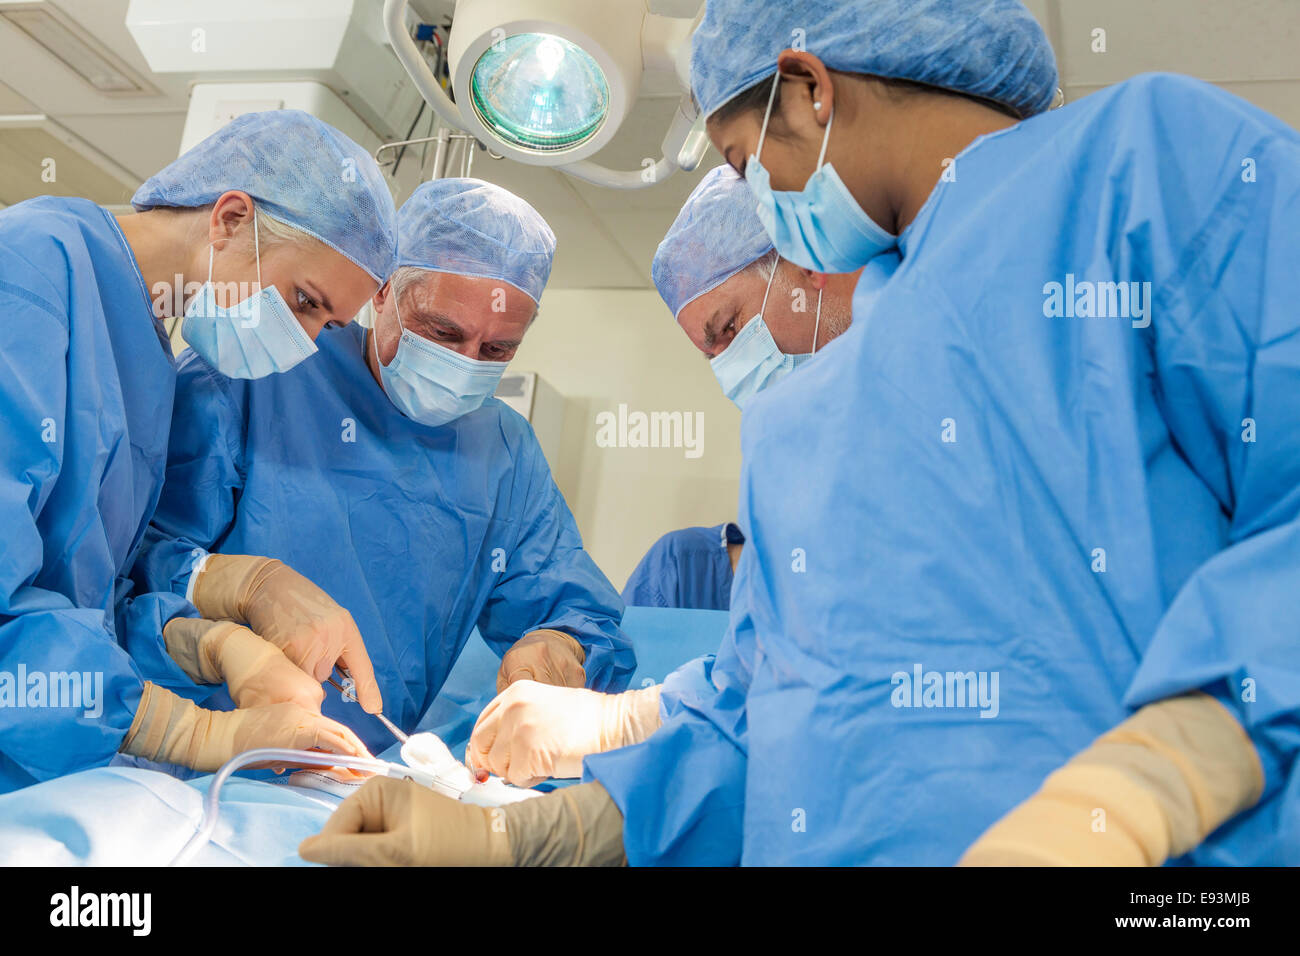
469, 33, 609, 152
383, 0, 711, 189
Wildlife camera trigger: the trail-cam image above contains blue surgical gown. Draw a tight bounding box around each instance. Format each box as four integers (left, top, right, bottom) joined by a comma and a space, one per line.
622, 523, 745, 610
0, 197, 193, 793
132, 323, 635, 754
586, 74, 1300, 865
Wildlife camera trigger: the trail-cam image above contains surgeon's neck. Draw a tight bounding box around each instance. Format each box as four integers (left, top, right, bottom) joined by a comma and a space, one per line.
838, 82, 1020, 236
881, 92, 1019, 234
115, 209, 202, 320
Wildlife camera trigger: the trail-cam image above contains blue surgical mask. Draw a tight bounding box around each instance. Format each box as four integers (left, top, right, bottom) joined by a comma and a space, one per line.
182, 214, 318, 379
710, 262, 822, 409
375, 293, 508, 427
745, 74, 897, 274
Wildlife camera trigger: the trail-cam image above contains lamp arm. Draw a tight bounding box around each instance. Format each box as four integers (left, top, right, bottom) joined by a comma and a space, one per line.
383, 0, 468, 133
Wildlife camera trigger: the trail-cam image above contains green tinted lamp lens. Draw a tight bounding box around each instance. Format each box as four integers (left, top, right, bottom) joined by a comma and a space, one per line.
471, 33, 609, 152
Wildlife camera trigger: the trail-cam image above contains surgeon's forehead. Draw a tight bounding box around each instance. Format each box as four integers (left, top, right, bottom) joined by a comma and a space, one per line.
404, 272, 518, 307
710, 269, 764, 320
401, 272, 535, 331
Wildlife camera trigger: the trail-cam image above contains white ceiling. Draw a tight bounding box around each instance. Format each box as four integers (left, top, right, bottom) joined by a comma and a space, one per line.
1, 0, 1297, 288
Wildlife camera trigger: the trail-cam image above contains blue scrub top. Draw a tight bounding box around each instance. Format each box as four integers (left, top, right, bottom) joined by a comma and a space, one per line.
586, 74, 1300, 866
622, 523, 745, 611
133, 323, 635, 754
0, 197, 191, 792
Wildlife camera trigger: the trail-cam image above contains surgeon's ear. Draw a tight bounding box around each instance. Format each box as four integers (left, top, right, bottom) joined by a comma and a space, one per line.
775, 50, 834, 129
208, 190, 256, 252
372, 280, 391, 312
796, 266, 829, 292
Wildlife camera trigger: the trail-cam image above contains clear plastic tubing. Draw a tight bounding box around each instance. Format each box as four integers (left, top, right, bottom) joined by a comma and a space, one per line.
170, 749, 396, 866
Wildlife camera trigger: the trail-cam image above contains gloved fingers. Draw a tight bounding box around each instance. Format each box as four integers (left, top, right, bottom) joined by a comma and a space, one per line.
288, 712, 373, 759
484, 713, 521, 785
269, 634, 331, 685
557, 655, 587, 689
299, 830, 401, 867
487, 707, 550, 788
312, 655, 336, 685
298, 675, 327, 709
511, 770, 547, 789
317, 777, 400, 837
336, 630, 383, 715
271, 647, 329, 708
495, 661, 525, 694
466, 702, 504, 777
500, 638, 587, 691
299, 777, 413, 865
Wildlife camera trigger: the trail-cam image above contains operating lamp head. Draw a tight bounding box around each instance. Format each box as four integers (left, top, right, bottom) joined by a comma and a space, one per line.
469, 33, 611, 153
446, 0, 643, 166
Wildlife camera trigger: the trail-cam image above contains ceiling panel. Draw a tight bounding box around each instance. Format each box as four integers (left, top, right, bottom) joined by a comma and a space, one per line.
1053, 0, 1300, 87
0, 123, 136, 205
0, 77, 35, 111
57, 110, 186, 180
0, 1, 191, 113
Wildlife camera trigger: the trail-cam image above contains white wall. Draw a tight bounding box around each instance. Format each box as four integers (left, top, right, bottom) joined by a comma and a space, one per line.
511, 288, 743, 590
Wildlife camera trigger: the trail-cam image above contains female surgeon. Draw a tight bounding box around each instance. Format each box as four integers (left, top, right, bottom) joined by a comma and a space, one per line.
0, 110, 397, 792
300, 0, 1299, 867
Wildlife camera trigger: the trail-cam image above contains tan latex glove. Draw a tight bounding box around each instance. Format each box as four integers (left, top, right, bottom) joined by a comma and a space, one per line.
121, 682, 371, 773
191, 554, 382, 713
496, 629, 586, 693
162, 617, 325, 711
959, 692, 1264, 866
468, 680, 662, 787
298, 777, 626, 867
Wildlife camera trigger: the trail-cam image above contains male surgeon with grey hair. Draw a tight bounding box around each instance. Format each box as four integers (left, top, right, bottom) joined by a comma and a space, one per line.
134, 178, 635, 763
660, 164, 870, 407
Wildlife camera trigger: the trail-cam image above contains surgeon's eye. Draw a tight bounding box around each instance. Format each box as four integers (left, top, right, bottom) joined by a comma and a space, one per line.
295, 289, 320, 311
482, 344, 510, 360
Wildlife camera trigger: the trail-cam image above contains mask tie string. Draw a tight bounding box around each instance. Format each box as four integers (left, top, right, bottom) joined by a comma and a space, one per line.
811, 286, 823, 355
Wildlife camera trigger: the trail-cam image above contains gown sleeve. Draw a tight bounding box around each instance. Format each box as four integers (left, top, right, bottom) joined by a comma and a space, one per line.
476, 424, 636, 691
0, 285, 145, 783
1126, 113, 1300, 803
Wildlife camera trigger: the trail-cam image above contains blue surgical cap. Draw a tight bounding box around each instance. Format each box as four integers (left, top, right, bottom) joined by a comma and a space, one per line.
133, 110, 398, 282
691, 0, 1059, 120
652, 165, 774, 319
395, 178, 556, 304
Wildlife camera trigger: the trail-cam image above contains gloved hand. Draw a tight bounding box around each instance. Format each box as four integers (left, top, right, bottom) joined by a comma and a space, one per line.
467, 680, 663, 787
496, 628, 586, 693
959, 692, 1264, 866
162, 616, 325, 711
298, 777, 626, 867
121, 682, 371, 773
191, 553, 382, 713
